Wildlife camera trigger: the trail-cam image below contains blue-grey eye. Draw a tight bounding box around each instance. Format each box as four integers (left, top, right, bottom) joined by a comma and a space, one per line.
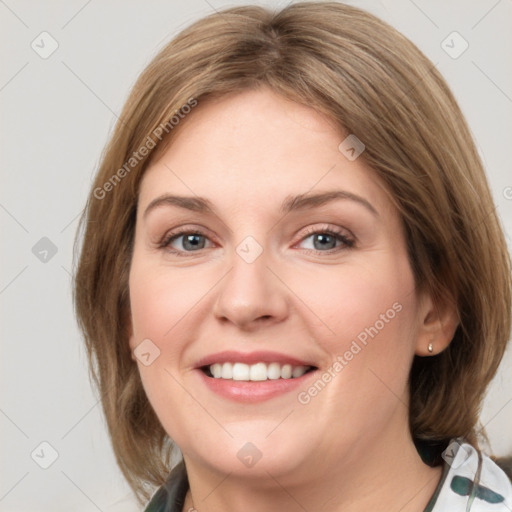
176, 233, 207, 251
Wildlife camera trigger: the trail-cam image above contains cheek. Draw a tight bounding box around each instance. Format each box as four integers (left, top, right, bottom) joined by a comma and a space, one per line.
311, 254, 418, 376
129, 259, 209, 347
128, 262, 203, 443
128, 256, 224, 422
295, 259, 418, 432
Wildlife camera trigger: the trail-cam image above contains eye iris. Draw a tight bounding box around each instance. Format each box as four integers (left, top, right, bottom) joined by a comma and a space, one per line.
183, 234, 205, 250
314, 233, 336, 250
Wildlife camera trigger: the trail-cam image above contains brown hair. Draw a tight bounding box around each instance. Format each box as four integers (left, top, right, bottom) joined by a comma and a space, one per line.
72, 1, 512, 505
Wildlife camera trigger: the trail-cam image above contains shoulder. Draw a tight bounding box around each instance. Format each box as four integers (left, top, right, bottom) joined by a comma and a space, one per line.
431, 438, 512, 511
143, 460, 189, 512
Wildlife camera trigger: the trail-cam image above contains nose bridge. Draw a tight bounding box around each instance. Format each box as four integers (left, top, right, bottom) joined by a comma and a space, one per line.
212, 232, 288, 328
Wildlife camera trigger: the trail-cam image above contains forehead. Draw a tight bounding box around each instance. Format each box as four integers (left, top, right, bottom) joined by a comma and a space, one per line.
138, 87, 391, 217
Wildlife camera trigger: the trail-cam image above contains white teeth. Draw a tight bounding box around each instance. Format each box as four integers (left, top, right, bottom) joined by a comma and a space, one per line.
208, 362, 311, 381
250, 362, 267, 381
232, 362, 249, 381
281, 364, 292, 379
292, 365, 307, 378
267, 362, 281, 380
211, 363, 222, 378
221, 362, 233, 379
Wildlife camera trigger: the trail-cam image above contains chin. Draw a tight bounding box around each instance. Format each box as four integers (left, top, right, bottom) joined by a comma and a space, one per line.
183, 429, 314, 481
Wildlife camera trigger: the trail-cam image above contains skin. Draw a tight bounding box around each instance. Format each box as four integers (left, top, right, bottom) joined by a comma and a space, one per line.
128, 86, 459, 512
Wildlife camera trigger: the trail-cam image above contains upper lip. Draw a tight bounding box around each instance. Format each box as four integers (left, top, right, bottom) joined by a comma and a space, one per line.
194, 350, 317, 369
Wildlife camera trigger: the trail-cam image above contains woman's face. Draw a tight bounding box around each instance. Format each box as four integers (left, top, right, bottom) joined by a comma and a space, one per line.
128, 87, 432, 482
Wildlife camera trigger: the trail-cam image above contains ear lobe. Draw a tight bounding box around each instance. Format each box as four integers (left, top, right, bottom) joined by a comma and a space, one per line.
415, 289, 459, 357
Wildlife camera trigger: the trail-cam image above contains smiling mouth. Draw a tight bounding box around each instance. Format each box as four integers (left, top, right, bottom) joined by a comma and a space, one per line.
200, 362, 318, 381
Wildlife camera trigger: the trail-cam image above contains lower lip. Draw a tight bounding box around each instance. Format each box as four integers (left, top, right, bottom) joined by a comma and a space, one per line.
195, 368, 318, 403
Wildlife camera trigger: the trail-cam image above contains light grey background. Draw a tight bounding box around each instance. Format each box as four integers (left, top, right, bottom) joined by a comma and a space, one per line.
1, 0, 511, 510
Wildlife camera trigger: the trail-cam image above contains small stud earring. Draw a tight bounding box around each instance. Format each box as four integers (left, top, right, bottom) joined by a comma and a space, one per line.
428, 342, 434, 354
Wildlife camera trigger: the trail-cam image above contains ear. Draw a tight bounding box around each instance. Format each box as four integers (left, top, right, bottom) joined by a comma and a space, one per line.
415, 288, 459, 356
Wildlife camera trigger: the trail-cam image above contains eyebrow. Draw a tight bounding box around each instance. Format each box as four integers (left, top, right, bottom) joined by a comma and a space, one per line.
142, 189, 379, 220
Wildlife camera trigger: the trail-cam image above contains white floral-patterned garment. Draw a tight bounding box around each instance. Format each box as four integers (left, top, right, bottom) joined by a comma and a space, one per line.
425, 438, 512, 511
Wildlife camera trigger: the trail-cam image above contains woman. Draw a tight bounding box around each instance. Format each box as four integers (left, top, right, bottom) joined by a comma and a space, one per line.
72, 2, 512, 511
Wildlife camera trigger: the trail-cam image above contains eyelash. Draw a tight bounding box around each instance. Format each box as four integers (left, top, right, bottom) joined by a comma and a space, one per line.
158, 224, 355, 257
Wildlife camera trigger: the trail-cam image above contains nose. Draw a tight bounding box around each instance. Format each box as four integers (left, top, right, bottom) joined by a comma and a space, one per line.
212, 241, 289, 331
